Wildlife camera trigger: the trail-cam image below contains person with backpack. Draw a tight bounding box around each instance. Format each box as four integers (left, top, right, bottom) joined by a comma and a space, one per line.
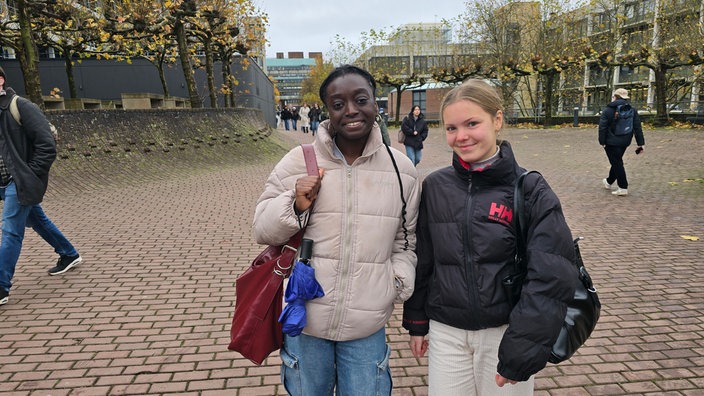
598, 88, 645, 196
0, 66, 82, 306
402, 79, 577, 395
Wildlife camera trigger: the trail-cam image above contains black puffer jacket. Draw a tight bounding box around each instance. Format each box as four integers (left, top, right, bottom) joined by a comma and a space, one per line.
403, 140, 578, 381
400, 112, 428, 150
598, 98, 645, 147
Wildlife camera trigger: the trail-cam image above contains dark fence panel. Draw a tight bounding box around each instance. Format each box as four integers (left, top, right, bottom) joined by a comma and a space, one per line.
1, 57, 276, 127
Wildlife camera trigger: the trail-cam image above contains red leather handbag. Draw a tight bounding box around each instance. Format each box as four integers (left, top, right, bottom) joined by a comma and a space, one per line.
228, 144, 318, 365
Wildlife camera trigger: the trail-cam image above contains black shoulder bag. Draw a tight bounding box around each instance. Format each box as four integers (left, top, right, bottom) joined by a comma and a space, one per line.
502, 170, 601, 364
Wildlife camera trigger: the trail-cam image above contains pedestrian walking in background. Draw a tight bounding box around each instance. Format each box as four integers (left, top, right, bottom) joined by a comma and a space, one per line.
401, 105, 428, 166
292, 106, 299, 131
275, 106, 282, 129
309, 103, 321, 136
403, 79, 577, 395
0, 66, 82, 306
253, 64, 420, 395
598, 88, 645, 196
281, 106, 293, 131
299, 103, 311, 133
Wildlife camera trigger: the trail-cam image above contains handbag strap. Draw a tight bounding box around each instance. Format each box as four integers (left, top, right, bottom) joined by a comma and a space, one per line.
513, 170, 541, 272
287, 144, 319, 246
301, 143, 318, 176
275, 144, 319, 277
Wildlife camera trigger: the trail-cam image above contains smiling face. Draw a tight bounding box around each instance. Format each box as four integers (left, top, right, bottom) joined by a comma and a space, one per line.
443, 99, 503, 164
324, 73, 377, 142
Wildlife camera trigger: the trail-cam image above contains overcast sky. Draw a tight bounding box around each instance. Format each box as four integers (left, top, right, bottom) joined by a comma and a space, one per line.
255, 0, 467, 58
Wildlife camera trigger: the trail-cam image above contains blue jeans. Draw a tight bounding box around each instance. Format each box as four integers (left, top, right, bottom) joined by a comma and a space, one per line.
284, 119, 290, 131
311, 120, 320, 135
292, 119, 298, 130
0, 181, 78, 292
281, 327, 392, 396
405, 145, 422, 166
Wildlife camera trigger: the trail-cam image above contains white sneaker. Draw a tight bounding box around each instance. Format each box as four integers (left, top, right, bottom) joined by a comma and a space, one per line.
612, 188, 628, 196
602, 178, 614, 190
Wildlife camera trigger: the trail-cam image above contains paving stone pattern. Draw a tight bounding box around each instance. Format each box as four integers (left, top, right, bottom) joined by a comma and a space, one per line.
1, 124, 702, 395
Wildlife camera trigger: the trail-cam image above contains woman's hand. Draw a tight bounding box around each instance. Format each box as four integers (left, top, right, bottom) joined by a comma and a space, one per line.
409, 336, 428, 358
495, 373, 518, 387
294, 169, 324, 213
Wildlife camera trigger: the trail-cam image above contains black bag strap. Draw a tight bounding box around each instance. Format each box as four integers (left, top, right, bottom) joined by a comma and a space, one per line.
382, 143, 409, 251
514, 170, 541, 272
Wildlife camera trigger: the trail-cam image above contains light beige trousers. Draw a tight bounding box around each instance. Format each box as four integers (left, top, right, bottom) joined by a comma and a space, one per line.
428, 320, 535, 396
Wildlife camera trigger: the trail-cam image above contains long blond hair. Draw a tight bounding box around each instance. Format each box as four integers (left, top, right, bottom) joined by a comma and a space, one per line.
440, 79, 504, 128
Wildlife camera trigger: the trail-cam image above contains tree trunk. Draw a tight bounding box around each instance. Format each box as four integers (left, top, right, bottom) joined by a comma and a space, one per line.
204, 39, 217, 108
220, 57, 232, 107
64, 50, 77, 98
228, 65, 235, 107
175, 19, 201, 108
394, 85, 404, 122
653, 65, 669, 126
543, 72, 555, 127
158, 62, 170, 98
17, 0, 43, 107
157, 50, 170, 98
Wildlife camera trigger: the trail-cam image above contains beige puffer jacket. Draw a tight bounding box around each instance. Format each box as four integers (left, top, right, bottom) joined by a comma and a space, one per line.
253, 121, 420, 341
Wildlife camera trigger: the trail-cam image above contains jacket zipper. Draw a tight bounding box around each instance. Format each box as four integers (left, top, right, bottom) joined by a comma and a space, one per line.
329, 165, 354, 338
463, 181, 480, 327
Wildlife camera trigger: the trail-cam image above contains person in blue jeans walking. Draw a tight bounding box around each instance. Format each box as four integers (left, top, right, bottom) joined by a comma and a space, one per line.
0, 67, 81, 306
309, 103, 321, 135
401, 105, 428, 166
253, 65, 420, 395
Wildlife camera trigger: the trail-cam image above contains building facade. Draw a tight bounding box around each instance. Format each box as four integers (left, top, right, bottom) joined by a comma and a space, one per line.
355, 23, 478, 120
567, 0, 703, 115
265, 52, 320, 108
357, 2, 702, 122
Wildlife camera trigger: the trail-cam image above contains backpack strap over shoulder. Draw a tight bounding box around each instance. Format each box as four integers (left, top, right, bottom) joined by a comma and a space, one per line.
7, 95, 60, 141
9, 95, 21, 125
513, 170, 542, 272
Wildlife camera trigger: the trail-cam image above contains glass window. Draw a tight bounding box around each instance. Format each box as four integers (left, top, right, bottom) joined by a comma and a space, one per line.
413, 91, 426, 113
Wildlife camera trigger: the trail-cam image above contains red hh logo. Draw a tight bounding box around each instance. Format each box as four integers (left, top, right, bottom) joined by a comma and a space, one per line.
488, 202, 513, 225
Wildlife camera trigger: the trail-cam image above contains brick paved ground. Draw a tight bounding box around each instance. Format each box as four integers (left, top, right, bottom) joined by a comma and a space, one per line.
0, 123, 702, 395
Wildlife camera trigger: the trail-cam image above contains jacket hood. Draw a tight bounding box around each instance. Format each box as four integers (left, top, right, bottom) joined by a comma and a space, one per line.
607, 98, 629, 109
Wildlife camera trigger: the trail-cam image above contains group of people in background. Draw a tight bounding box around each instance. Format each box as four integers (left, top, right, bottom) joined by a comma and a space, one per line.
278, 105, 298, 131
277, 103, 325, 135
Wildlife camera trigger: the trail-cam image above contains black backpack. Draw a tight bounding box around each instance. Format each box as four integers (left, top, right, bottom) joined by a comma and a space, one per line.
612, 104, 634, 136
